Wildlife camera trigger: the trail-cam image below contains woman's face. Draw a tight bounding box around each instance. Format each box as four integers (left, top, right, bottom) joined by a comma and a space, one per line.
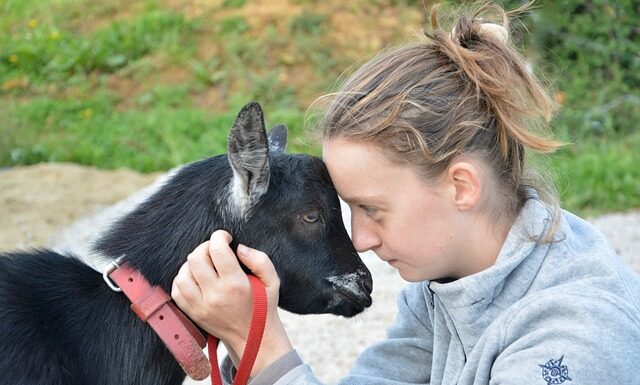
323, 138, 470, 282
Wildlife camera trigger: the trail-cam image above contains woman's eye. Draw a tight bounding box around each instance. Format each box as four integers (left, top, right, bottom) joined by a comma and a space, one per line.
361, 205, 377, 216
302, 211, 319, 223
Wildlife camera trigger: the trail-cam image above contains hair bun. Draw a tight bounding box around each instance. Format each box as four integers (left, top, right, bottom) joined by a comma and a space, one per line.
478, 23, 508, 44
450, 22, 509, 46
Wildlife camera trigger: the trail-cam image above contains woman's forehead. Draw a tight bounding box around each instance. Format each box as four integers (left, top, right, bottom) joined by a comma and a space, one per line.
323, 139, 392, 180
322, 139, 426, 202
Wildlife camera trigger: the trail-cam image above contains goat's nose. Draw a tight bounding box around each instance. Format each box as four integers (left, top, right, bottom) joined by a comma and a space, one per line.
326, 270, 373, 307
359, 269, 373, 294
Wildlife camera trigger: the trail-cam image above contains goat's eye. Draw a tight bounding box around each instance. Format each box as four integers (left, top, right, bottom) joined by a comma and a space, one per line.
302, 211, 320, 223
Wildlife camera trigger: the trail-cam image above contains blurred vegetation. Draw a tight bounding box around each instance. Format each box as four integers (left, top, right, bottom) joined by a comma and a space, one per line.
506, 0, 640, 213
0, 0, 638, 215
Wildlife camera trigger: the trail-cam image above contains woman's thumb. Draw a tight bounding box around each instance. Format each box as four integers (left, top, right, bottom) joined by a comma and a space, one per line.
236, 244, 279, 288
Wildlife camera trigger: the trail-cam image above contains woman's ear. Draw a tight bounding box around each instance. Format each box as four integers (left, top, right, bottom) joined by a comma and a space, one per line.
446, 160, 483, 211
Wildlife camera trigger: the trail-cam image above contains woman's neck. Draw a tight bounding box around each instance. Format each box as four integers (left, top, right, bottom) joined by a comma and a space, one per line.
455, 213, 514, 278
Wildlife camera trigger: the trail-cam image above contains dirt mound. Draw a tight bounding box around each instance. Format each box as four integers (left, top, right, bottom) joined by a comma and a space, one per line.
0, 163, 160, 252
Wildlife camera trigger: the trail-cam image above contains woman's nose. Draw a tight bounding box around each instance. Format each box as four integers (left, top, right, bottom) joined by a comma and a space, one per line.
351, 217, 381, 253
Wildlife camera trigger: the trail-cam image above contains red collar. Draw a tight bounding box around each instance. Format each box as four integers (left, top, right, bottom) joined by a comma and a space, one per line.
105, 260, 210, 380
104, 259, 267, 385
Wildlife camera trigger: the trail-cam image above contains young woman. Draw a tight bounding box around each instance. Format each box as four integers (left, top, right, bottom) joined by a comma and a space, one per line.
172, 3, 640, 384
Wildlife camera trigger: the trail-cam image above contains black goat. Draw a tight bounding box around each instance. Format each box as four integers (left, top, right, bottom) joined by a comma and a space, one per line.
0, 102, 373, 385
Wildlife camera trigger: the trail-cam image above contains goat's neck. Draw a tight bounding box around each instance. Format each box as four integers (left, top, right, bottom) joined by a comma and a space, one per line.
94, 159, 235, 292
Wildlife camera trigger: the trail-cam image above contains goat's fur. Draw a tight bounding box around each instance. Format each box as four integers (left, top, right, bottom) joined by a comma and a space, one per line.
0, 102, 372, 385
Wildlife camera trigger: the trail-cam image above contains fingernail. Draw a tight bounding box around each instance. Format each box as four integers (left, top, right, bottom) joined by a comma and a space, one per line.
237, 244, 250, 257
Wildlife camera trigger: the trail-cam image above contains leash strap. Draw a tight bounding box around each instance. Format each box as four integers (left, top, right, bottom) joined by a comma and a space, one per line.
209, 275, 268, 385
108, 262, 211, 380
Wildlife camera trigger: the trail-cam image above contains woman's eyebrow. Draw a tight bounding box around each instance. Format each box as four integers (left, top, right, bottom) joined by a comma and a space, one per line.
339, 194, 385, 205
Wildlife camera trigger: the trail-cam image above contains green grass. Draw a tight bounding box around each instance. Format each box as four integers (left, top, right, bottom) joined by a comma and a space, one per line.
0, 10, 195, 84
1, 93, 312, 172
550, 133, 640, 216
0, 0, 638, 217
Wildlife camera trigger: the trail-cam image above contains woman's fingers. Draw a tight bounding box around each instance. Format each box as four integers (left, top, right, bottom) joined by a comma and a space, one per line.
172, 262, 203, 314
237, 244, 280, 291
208, 230, 245, 278
186, 240, 218, 294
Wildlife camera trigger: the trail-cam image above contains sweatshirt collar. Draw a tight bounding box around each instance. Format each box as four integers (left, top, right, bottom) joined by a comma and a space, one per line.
423, 198, 555, 353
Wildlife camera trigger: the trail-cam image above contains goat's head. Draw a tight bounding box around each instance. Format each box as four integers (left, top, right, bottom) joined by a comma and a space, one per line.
96, 102, 372, 318
225, 102, 372, 317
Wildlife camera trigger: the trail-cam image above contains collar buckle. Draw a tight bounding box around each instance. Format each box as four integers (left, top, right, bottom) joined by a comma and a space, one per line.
102, 256, 125, 292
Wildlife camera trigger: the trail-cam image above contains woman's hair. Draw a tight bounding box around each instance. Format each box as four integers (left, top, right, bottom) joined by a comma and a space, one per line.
318, 1, 562, 237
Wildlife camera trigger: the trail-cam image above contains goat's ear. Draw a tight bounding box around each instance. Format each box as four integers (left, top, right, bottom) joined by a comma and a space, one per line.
267, 124, 288, 153
227, 102, 270, 212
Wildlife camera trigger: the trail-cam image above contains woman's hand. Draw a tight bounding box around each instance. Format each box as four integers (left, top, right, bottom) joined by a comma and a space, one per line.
171, 230, 293, 376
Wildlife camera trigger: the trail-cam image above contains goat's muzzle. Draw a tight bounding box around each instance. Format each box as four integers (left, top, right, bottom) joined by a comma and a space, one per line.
324, 269, 373, 317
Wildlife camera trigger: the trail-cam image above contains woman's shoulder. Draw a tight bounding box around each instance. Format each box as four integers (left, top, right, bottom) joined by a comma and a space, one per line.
489, 283, 640, 384
500, 278, 640, 343
532, 208, 640, 303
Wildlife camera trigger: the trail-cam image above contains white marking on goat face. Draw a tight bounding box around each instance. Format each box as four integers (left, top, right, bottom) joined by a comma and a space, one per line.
327, 272, 366, 300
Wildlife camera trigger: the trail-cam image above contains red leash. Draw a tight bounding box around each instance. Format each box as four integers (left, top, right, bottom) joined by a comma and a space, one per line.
208, 275, 268, 385
105, 260, 268, 385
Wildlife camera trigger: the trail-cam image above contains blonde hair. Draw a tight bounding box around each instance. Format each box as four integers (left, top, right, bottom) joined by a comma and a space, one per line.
319, 1, 562, 237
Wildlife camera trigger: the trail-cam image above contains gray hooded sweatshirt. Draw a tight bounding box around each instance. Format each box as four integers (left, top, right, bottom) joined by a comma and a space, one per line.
222, 198, 640, 384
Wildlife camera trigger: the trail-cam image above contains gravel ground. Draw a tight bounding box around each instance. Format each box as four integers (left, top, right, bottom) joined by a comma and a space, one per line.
2, 164, 639, 384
